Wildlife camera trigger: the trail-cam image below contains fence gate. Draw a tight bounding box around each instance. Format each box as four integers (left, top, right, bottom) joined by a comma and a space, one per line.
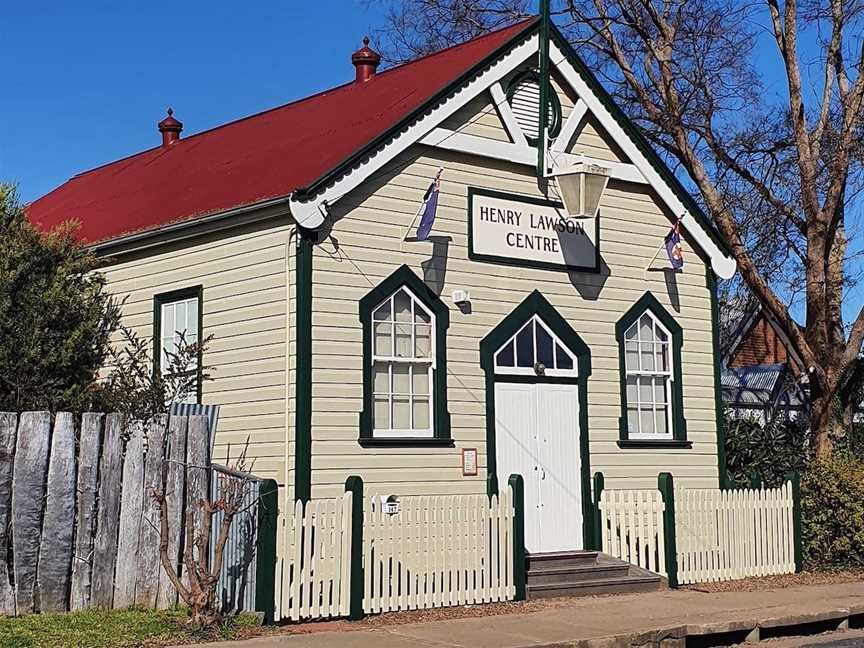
598, 489, 666, 575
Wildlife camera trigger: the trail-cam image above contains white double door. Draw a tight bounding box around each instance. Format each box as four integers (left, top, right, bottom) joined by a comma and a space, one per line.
495, 381, 583, 554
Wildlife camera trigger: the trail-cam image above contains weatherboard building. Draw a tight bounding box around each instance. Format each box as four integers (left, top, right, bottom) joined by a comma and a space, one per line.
29, 19, 736, 558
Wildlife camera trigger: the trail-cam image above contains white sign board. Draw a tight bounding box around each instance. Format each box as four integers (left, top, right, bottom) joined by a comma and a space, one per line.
468, 188, 599, 272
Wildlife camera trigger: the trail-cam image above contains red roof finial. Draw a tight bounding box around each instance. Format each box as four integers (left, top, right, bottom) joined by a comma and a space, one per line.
352, 36, 381, 83
158, 108, 183, 147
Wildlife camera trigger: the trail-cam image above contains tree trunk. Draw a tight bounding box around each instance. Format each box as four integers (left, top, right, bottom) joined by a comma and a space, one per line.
810, 389, 835, 458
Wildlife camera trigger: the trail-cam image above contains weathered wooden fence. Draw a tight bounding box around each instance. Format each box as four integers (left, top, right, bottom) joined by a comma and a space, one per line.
598, 489, 666, 575
0, 412, 277, 618
675, 483, 796, 585
363, 491, 515, 614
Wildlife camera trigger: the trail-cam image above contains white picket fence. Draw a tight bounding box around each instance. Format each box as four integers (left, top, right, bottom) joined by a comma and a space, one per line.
675, 483, 796, 584
363, 491, 515, 614
283, 494, 354, 621
598, 489, 666, 575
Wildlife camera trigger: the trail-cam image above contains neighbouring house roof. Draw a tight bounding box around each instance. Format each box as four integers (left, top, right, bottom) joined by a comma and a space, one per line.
721, 363, 805, 409
26, 19, 536, 245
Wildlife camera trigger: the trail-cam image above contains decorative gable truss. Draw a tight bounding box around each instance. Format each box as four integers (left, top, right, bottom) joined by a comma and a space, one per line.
289, 28, 736, 279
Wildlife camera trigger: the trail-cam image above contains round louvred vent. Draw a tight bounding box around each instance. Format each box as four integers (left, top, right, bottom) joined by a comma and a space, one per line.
505, 70, 562, 145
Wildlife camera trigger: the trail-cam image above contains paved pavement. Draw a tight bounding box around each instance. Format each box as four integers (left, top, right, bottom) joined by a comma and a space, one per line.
179, 581, 864, 648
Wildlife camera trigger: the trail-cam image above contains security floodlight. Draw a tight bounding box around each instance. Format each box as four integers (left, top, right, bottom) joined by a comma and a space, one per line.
552, 162, 610, 218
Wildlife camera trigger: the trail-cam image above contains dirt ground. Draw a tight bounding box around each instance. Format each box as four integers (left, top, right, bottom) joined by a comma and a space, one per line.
680, 569, 864, 593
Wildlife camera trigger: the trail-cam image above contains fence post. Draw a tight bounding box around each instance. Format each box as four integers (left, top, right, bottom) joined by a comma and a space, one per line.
784, 471, 803, 573
255, 479, 279, 624
657, 473, 678, 588
508, 474, 526, 601
344, 475, 364, 620
749, 473, 763, 489
592, 472, 605, 551
487, 472, 499, 500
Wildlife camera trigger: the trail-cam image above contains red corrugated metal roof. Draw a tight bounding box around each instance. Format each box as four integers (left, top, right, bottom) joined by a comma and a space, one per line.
27, 19, 536, 245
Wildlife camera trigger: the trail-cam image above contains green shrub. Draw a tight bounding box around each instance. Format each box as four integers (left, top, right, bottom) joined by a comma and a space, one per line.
801, 452, 864, 570
723, 409, 809, 488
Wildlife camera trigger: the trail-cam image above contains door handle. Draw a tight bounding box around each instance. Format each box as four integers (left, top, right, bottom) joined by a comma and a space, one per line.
541, 469, 546, 480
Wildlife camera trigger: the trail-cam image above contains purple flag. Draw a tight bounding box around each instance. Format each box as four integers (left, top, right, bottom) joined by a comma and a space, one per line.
415, 171, 441, 241
665, 219, 684, 269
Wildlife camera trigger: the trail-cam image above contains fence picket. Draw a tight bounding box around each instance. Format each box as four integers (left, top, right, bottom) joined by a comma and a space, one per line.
135, 415, 168, 608
0, 414, 16, 615
157, 415, 188, 609
70, 413, 102, 612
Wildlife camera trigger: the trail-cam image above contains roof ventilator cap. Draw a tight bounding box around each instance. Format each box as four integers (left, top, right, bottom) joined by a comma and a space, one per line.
158, 108, 183, 147
352, 37, 381, 83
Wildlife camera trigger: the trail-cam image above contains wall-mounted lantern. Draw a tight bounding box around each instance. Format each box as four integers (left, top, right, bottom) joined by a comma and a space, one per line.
551, 161, 610, 218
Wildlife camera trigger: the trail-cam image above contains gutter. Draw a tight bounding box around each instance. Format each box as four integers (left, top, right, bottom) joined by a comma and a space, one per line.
89, 195, 293, 254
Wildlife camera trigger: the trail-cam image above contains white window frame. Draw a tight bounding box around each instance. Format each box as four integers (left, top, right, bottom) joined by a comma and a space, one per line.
158, 294, 200, 405
371, 286, 436, 439
624, 311, 674, 440
493, 315, 578, 377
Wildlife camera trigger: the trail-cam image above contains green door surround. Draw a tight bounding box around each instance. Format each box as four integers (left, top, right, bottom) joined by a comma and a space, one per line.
480, 290, 594, 550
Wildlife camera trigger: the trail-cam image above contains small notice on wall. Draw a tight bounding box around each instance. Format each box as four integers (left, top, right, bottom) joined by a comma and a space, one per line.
468, 187, 599, 272
462, 448, 478, 476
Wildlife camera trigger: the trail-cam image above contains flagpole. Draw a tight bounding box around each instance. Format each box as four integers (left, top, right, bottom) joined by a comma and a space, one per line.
537, 0, 551, 178
645, 214, 685, 270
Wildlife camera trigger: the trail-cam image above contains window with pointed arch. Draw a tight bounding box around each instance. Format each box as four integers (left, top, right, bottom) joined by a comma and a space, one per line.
616, 292, 688, 445
359, 265, 451, 445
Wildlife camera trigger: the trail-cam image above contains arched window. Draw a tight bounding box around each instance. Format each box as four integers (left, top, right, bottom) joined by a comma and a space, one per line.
359, 266, 451, 445
623, 312, 672, 437
494, 315, 577, 376
616, 292, 688, 447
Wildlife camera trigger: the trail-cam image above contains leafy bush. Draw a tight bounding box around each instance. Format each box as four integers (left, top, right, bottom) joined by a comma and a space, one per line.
801, 452, 864, 570
723, 408, 809, 488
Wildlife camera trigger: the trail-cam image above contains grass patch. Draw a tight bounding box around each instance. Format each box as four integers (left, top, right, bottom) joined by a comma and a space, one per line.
0, 607, 264, 648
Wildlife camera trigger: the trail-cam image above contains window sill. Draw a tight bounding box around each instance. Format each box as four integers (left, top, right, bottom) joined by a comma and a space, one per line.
617, 439, 692, 449
359, 437, 454, 448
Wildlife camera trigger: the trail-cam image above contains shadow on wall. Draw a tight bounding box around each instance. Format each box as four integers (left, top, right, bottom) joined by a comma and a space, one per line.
568, 255, 610, 301
646, 267, 682, 313
420, 235, 451, 296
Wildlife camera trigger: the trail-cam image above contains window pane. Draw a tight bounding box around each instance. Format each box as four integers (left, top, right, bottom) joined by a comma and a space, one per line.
415, 307, 431, 325
627, 407, 640, 434
174, 301, 187, 336
657, 378, 669, 405
658, 342, 670, 372
187, 298, 198, 333
639, 377, 653, 404
412, 397, 430, 429
536, 323, 554, 368
393, 397, 410, 429
374, 397, 390, 430
655, 406, 668, 435
555, 343, 573, 370
640, 343, 655, 371
624, 322, 638, 341
394, 323, 412, 357
656, 326, 668, 342
393, 363, 410, 394
516, 323, 533, 367
625, 341, 639, 371
412, 365, 430, 395
497, 342, 515, 367
639, 314, 653, 341
374, 322, 392, 356
415, 324, 431, 357
373, 362, 389, 393
626, 376, 638, 404
394, 291, 412, 322
373, 302, 391, 322
640, 409, 655, 435
162, 304, 175, 342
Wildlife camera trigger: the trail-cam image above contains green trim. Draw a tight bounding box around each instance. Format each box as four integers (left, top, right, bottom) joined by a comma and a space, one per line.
467, 187, 600, 274
358, 265, 451, 443
480, 289, 594, 549
508, 474, 527, 601
486, 472, 499, 499
548, 28, 733, 260
785, 471, 803, 572
707, 269, 730, 489
358, 437, 454, 448
152, 284, 204, 404
504, 70, 561, 149
293, 19, 541, 201
657, 472, 679, 587
537, 0, 552, 167
344, 475, 365, 620
254, 479, 279, 624
294, 231, 314, 504
592, 472, 605, 551
615, 291, 687, 443
617, 439, 692, 449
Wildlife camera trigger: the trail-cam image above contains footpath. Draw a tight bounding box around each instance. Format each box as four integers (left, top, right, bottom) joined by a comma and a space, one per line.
179, 581, 864, 648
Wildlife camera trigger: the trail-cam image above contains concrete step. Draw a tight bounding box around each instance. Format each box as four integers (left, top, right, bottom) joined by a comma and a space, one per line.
526, 572, 664, 599
527, 562, 630, 586
525, 551, 599, 571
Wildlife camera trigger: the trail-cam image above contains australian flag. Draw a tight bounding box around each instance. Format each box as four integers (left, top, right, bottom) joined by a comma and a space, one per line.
415, 169, 442, 241
665, 219, 684, 269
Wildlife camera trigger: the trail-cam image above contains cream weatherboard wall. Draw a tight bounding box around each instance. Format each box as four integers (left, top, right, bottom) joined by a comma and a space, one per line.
99, 216, 294, 497
309, 98, 720, 500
